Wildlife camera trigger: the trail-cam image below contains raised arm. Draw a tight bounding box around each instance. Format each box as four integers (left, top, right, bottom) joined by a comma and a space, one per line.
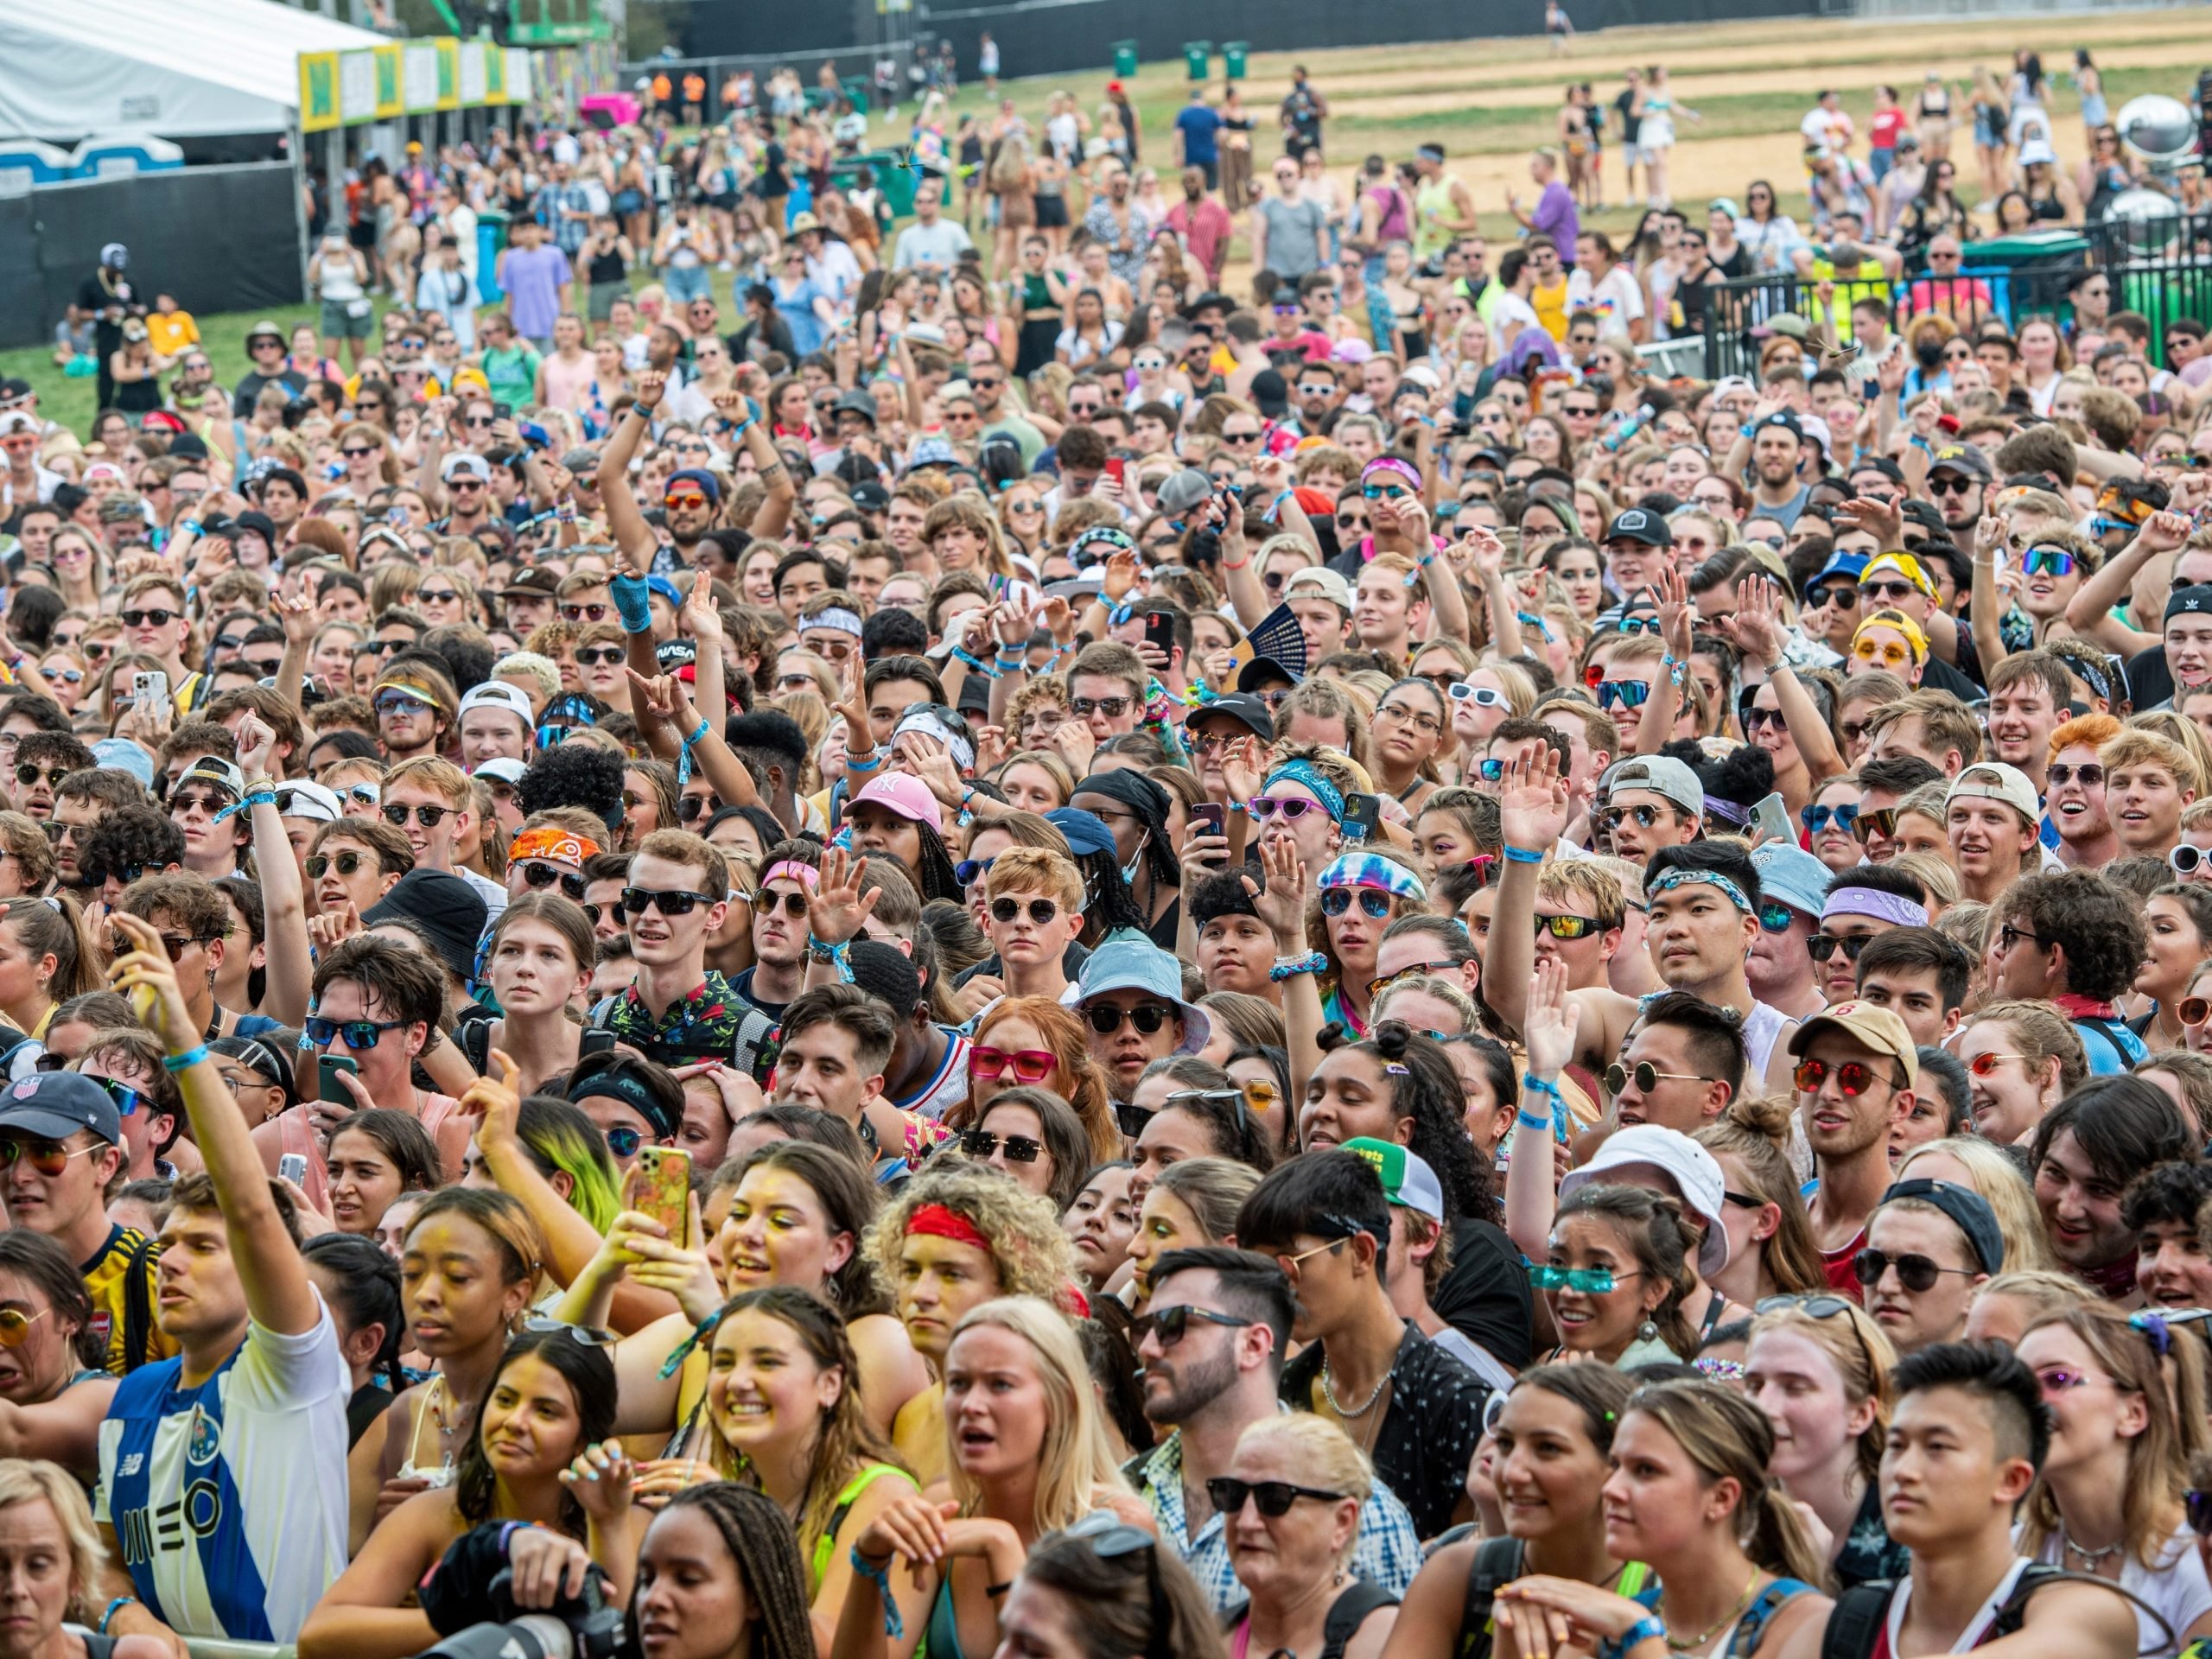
2066, 509, 2183, 656
237, 715, 312, 1025
111, 912, 317, 1334
1503, 955, 1575, 1258
1719, 577, 1843, 780
1251, 836, 1323, 1107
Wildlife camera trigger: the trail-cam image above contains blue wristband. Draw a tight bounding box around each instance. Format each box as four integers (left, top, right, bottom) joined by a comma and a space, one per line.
849, 1548, 905, 1639
677, 717, 712, 786
610, 570, 654, 634
1502, 844, 1545, 864
100, 1599, 137, 1636
1517, 1108, 1554, 1131
844, 751, 883, 775
1270, 951, 1328, 982
163, 1045, 210, 1073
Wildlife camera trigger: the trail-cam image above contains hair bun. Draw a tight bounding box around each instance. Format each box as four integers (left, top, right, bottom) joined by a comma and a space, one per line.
1726, 1092, 1795, 1147
1371, 1020, 1412, 1062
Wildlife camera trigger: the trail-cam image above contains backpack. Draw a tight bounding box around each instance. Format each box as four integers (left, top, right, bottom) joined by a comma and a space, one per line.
1226, 1580, 1396, 1659
2069, 1012, 2141, 1072
1453, 1536, 1528, 1659
1820, 1565, 2164, 1659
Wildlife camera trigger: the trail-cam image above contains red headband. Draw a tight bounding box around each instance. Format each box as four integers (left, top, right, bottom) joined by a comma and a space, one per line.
906, 1203, 991, 1253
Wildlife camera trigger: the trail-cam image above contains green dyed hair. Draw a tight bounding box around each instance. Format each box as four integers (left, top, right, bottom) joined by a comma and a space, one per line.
516, 1096, 622, 1234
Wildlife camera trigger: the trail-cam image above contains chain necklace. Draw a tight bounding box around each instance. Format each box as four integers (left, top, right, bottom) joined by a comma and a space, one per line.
1664, 1566, 1760, 1653
1319, 1355, 1390, 1419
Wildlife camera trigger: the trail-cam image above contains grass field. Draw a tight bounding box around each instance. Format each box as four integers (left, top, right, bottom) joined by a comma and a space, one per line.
13, 9, 2212, 435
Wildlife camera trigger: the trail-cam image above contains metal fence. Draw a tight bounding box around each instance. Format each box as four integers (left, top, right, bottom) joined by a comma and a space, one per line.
1694, 219, 2212, 378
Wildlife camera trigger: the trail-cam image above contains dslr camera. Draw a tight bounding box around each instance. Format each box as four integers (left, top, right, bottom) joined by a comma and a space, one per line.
414, 1523, 625, 1659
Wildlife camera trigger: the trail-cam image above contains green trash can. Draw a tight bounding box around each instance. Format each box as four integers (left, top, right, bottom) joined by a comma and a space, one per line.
840, 74, 870, 109
1112, 40, 1138, 77
1224, 41, 1248, 79
1183, 41, 1211, 81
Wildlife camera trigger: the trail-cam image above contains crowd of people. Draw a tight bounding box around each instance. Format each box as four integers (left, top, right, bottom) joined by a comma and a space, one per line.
16, 32, 2212, 1659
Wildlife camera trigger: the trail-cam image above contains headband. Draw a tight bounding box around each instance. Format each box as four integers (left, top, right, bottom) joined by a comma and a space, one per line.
1317, 852, 1428, 901
803, 607, 864, 639
1821, 887, 1929, 928
906, 1202, 992, 1252
1071, 525, 1135, 563
1646, 868, 1752, 914
373, 672, 445, 709
508, 826, 601, 867
568, 1071, 680, 1141
1361, 456, 1422, 493
893, 708, 976, 772
1703, 798, 1751, 828
1262, 760, 1345, 823
1416, 143, 1445, 162
760, 860, 821, 892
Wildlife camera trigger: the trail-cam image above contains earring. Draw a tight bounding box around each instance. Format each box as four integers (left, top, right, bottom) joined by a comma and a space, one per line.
1637, 1318, 1658, 1342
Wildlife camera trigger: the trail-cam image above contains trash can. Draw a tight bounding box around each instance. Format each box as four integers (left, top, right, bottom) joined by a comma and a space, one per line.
1224, 41, 1249, 79
1112, 40, 1138, 77
841, 74, 870, 109
476, 208, 509, 305
1183, 41, 1211, 81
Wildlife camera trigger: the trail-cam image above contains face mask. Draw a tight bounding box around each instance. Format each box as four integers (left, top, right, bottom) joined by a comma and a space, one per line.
1915, 339, 1944, 368
1121, 830, 1150, 886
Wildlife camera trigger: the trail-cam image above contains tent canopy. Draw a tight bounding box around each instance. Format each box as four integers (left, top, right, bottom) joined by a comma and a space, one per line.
0, 0, 389, 141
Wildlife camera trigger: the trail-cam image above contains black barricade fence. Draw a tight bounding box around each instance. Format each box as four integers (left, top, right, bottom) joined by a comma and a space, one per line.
0, 162, 302, 353
683, 0, 1821, 85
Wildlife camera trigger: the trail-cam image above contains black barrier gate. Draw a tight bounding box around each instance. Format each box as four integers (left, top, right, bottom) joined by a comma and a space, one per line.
1696, 220, 2212, 379
0, 163, 302, 353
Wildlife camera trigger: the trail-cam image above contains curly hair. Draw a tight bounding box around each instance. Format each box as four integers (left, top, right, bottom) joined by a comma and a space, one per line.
866, 1161, 1082, 1313
1335, 1021, 1489, 1220
1999, 869, 2147, 1003
518, 741, 626, 830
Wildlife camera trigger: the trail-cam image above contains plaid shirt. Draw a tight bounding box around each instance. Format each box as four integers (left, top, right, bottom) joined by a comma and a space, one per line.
1125, 1414, 1423, 1613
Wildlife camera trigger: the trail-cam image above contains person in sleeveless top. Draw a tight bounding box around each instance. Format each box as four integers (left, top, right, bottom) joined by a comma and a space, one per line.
1491, 1381, 1833, 1659
1221, 1415, 1399, 1659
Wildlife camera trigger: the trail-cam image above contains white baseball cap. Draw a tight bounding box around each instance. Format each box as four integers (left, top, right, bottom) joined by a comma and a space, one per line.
459, 683, 536, 728
1558, 1124, 1730, 1276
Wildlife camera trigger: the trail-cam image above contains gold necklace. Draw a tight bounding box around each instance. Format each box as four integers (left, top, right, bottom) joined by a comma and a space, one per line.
1664, 1567, 1760, 1653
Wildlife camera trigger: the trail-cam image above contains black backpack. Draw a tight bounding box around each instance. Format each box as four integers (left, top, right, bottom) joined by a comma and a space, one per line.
1453, 1536, 1528, 1659
1228, 1580, 1396, 1659
1820, 1566, 2165, 1659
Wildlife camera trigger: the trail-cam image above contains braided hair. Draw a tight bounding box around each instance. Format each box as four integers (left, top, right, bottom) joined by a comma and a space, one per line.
302, 1232, 407, 1392
630, 1484, 816, 1659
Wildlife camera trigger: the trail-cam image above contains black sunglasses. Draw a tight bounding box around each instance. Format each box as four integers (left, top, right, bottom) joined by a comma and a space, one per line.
959, 1129, 1042, 1163
518, 861, 587, 899
1087, 1002, 1172, 1035
621, 886, 718, 917
1130, 1304, 1251, 1347
1853, 1248, 1977, 1294
1204, 1478, 1346, 1519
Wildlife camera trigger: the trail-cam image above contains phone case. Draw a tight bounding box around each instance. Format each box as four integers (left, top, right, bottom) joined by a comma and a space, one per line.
630, 1147, 692, 1246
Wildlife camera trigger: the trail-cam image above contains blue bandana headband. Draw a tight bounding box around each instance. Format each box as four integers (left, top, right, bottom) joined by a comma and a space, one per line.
1646, 868, 1752, 914
1262, 760, 1346, 823
1318, 853, 1428, 901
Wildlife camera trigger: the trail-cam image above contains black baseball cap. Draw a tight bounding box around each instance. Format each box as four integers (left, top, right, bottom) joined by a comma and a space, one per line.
1188, 694, 1274, 743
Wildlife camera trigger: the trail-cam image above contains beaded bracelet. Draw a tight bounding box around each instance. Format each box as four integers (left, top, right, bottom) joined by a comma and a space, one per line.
163, 1045, 210, 1073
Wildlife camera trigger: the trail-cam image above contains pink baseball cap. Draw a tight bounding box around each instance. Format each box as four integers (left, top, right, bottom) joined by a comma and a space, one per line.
849, 772, 944, 834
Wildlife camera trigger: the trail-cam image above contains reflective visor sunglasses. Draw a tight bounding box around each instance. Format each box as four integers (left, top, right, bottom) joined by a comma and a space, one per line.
1319, 888, 1392, 919
1594, 680, 1650, 711
303, 1015, 406, 1050
1850, 808, 1899, 844
1528, 1263, 1631, 1294
2022, 546, 2078, 579
1535, 914, 1600, 940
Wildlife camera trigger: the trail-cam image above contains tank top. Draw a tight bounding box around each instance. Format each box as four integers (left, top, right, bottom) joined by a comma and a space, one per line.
394, 1374, 460, 1487
587, 244, 626, 285
1414, 175, 1462, 259
809, 1463, 915, 1590
1370, 184, 1411, 245
1740, 1001, 1789, 1087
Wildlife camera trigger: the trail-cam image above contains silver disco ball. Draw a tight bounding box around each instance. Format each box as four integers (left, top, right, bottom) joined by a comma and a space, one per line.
2116, 93, 2197, 166
2106, 185, 2181, 253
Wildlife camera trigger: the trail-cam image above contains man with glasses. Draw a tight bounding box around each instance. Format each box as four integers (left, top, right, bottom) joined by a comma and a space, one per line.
1812, 868, 1931, 1007
1063, 640, 1150, 750
166, 755, 250, 880
1986, 869, 2148, 1077
0, 412, 58, 514
1779, 997, 1921, 1300
734, 842, 816, 1025
1746, 842, 1828, 1021
6, 732, 90, 823
118, 574, 194, 707
438, 452, 499, 538
982, 849, 1084, 1005
49, 771, 146, 894
1861, 1179, 1998, 1355
1128, 1246, 1421, 1610
1237, 1151, 1490, 1539
370, 659, 454, 766
302, 933, 465, 1170
968, 363, 1043, 468
1076, 937, 1210, 1107
380, 756, 504, 920
1185, 694, 1273, 813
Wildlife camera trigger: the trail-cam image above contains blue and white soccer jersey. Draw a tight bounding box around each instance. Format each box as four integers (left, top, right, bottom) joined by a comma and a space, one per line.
94, 1309, 351, 1643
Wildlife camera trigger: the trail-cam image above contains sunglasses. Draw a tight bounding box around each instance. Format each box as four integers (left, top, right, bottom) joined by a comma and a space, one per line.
748, 888, 810, 918
1807, 584, 1859, 609
1361, 484, 1412, 500
1926, 476, 1978, 496
1449, 683, 1509, 708
1132, 1304, 1251, 1348
664, 491, 709, 511
1086, 1002, 1173, 1036
1859, 581, 1923, 606
374, 692, 435, 718
1249, 797, 1325, 823
1535, 914, 1601, 941
575, 646, 626, 667
1793, 1056, 1894, 1096
303, 1015, 407, 1050
606, 1126, 645, 1159
305, 851, 368, 880
989, 897, 1060, 925
120, 609, 181, 628
0, 1306, 49, 1349
169, 790, 231, 817
1319, 888, 1393, 919
562, 603, 611, 623
960, 1128, 1042, 1163
382, 803, 453, 828
1802, 803, 1860, 833
1604, 1061, 1714, 1095
518, 861, 587, 899
1850, 808, 1899, 844
12, 765, 67, 789
1854, 1248, 1977, 1294
2046, 762, 2104, 788
621, 887, 719, 917
1596, 803, 1665, 833
1528, 1263, 1632, 1294
0, 1139, 99, 1177
677, 795, 716, 823
2022, 547, 2078, 578
1204, 1478, 1345, 1519
969, 1046, 1057, 1084
1071, 696, 1133, 717
1594, 681, 1650, 712
1758, 900, 1797, 933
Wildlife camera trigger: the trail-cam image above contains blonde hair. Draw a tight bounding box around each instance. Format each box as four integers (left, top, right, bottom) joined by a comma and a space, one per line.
1889, 850, 1959, 912
1625, 1381, 1831, 1591
1973, 1268, 2093, 1326
1232, 1416, 1370, 1566
1895, 1137, 2056, 1272
1371, 974, 1478, 1033
1149, 1157, 1262, 1246
944, 1298, 1133, 1535
2101, 728, 2205, 798
0, 1459, 102, 1620
2126, 711, 2212, 799
1745, 1301, 1897, 1484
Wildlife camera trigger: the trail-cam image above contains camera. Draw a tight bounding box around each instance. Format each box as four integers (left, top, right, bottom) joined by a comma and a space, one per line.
416, 1565, 624, 1659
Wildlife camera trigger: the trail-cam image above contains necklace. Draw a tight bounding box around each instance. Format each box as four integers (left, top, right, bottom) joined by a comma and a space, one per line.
1319, 1354, 1389, 1419
2062, 1529, 2125, 1567
1664, 1566, 1760, 1653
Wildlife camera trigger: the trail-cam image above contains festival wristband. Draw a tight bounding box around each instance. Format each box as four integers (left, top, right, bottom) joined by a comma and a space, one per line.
1502, 845, 1545, 864
849, 1548, 905, 1639
163, 1045, 211, 1073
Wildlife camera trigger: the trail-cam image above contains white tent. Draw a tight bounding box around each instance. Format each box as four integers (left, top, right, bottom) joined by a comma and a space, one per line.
0, 0, 390, 141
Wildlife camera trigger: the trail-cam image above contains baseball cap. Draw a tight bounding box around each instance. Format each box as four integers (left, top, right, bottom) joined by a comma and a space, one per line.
1752, 410, 1804, 443
460, 683, 536, 728
849, 772, 943, 834
177, 757, 245, 800
442, 453, 493, 484
1750, 842, 1829, 921
1282, 568, 1353, 613
1187, 694, 1274, 743
2166, 584, 2212, 623
1927, 443, 1993, 481
1558, 1124, 1729, 1276
1787, 999, 1919, 1088
244, 320, 285, 347
1156, 469, 1217, 518
361, 869, 490, 982
273, 780, 342, 824
1601, 755, 1704, 817
1603, 508, 1672, 548
1044, 807, 1119, 860
90, 739, 155, 787
0, 412, 35, 440
1879, 1177, 2003, 1275
1341, 1137, 1445, 1224
1944, 761, 2039, 829
1753, 314, 1810, 340
504, 568, 559, 599
0, 1072, 122, 1147
475, 757, 528, 786
1804, 553, 1870, 598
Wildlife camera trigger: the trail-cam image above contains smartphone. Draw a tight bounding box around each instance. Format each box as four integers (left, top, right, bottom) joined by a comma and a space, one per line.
318, 1053, 357, 1103
629, 1147, 693, 1246
278, 1153, 308, 1185
1341, 792, 1382, 843
1749, 791, 1793, 847
492, 401, 512, 420
1103, 455, 1127, 486
132, 671, 168, 710
1192, 802, 1225, 839
579, 1027, 617, 1058
1144, 610, 1177, 656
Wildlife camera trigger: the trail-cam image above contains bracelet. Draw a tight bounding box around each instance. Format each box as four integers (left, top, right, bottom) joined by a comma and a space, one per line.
1523, 1074, 1564, 1103
1502, 844, 1545, 864
1517, 1108, 1554, 1131
656, 1305, 728, 1380
951, 645, 998, 677
1269, 950, 1328, 982
99, 1599, 137, 1636
1659, 652, 1688, 688
849, 1548, 906, 1639
1523, 1073, 1570, 1145
215, 790, 277, 823
163, 1045, 210, 1073
1615, 1616, 1668, 1656
676, 716, 711, 786
985, 1580, 1014, 1599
